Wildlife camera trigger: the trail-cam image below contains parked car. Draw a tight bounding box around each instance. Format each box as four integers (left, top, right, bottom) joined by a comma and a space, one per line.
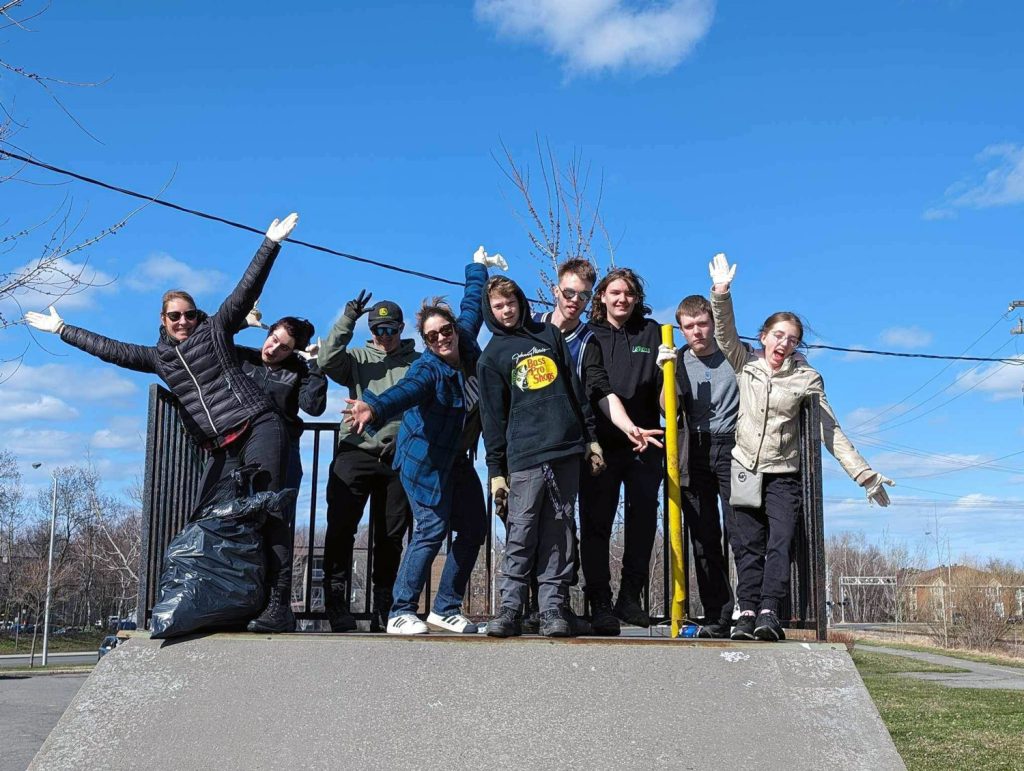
97, 635, 118, 661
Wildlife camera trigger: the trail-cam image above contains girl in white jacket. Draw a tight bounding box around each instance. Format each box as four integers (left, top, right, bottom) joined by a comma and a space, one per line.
709, 253, 893, 641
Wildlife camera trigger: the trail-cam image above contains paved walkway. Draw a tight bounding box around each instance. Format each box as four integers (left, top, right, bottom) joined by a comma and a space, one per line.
0, 672, 88, 771
857, 644, 1024, 690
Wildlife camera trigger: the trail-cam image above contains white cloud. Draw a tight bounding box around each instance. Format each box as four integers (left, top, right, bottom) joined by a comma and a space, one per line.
925, 143, 1024, 218
0, 257, 117, 317
0, 391, 79, 421
2, 427, 79, 462
475, 0, 715, 76
879, 325, 933, 349
956, 357, 1024, 402
125, 252, 227, 294
0, 363, 137, 401
840, 344, 873, 363
91, 416, 145, 450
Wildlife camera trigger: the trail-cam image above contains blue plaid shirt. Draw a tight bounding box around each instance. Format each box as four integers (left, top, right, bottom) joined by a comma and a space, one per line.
363, 262, 486, 506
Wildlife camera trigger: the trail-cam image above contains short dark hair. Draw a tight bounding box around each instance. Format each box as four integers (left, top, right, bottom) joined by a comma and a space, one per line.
268, 317, 315, 350
675, 295, 713, 325
415, 297, 456, 337
557, 258, 597, 286
590, 267, 651, 324
485, 276, 518, 299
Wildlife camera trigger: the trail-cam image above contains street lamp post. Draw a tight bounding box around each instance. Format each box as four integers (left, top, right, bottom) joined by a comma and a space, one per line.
32, 463, 58, 667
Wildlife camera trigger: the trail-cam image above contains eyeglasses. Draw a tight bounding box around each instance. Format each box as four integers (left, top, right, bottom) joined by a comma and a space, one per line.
423, 323, 455, 345
559, 287, 593, 303
374, 326, 400, 337
164, 310, 198, 322
769, 331, 801, 348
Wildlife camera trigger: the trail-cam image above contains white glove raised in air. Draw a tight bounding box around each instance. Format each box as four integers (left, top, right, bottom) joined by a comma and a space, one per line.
708, 252, 737, 289
473, 245, 508, 271
297, 337, 321, 361
246, 299, 268, 329
858, 470, 894, 507
24, 305, 65, 334
266, 213, 299, 244
656, 343, 677, 370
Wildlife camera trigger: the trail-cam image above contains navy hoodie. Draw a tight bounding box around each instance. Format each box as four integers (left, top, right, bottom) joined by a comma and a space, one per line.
478, 283, 594, 478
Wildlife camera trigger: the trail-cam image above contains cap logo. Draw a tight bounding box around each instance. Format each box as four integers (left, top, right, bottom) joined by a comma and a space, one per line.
378, 308, 389, 317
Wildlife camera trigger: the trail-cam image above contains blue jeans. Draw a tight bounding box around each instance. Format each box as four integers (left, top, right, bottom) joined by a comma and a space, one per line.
390, 455, 486, 618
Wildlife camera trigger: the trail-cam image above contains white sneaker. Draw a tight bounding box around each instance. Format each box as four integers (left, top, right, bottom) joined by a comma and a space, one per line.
426, 611, 480, 634
386, 613, 428, 635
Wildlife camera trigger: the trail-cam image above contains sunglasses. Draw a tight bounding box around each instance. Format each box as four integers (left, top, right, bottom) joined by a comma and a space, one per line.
559, 287, 593, 303
423, 323, 455, 345
164, 309, 198, 322
374, 326, 400, 337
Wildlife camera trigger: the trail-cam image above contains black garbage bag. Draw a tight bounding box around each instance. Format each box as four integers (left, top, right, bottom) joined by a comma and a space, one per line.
150, 465, 296, 639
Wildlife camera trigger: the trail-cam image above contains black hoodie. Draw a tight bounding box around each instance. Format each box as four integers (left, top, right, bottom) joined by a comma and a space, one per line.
588, 314, 664, 452
478, 283, 595, 478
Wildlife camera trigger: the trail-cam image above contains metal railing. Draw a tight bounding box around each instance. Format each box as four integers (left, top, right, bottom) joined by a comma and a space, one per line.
139, 384, 825, 639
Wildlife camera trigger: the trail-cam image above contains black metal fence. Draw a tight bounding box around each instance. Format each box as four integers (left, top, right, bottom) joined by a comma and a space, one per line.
138, 384, 825, 639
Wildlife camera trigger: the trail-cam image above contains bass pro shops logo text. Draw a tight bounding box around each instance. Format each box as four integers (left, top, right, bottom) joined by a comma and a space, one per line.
511, 352, 559, 392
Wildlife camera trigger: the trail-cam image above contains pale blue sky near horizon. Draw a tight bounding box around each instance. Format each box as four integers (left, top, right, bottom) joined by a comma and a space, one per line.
2, 2, 1022, 566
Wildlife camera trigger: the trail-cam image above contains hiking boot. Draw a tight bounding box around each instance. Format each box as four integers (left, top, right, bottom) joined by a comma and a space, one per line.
562, 606, 592, 636
247, 587, 296, 634
753, 610, 785, 642
486, 607, 523, 638
613, 591, 650, 628
387, 613, 428, 635
588, 592, 621, 636
731, 613, 756, 640
325, 587, 356, 633
522, 609, 541, 635
426, 611, 480, 634
697, 618, 732, 639
370, 589, 393, 633
539, 609, 571, 637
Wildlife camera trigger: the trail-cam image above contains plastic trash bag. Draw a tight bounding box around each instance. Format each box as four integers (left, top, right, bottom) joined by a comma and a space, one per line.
150, 465, 296, 639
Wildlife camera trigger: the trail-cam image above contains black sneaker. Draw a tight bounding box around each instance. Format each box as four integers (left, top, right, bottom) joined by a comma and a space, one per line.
247, 588, 296, 633
325, 588, 357, 633
730, 613, 756, 640
753, 610, 785, 642
522, 610, 541, 635
697, 619, 732, 639
613, 592, 650, 628
486, 607, 523, 638
539, 609, 571, 637
588, 593, 621, 636
562, 606, 592, 636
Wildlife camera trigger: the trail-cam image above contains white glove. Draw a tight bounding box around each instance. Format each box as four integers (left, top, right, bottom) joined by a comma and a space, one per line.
473, 245, 508, 271
266, 213, 299, 244
859, 470, 894, 507
586, 442, 606, 476
708, 252, 736, 288
245, 300, 268, 329
297, 337, 321, 361
656, 343, 677, 370
25, 305, 65, 334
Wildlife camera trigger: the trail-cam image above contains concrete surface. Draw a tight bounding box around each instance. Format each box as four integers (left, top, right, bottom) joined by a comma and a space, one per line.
857, 643, 1024, 691
31, 634, 905, 770
0, 673, 87, 771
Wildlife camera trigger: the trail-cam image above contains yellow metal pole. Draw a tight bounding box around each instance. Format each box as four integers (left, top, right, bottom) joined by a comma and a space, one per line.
661, 324, 686, 637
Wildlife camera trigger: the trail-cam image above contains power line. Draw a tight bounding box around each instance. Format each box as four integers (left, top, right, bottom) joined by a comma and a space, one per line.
5, 145, 1021, 363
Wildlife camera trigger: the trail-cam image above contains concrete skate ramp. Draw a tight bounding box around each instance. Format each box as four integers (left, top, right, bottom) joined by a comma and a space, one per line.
31, 634, 904, 770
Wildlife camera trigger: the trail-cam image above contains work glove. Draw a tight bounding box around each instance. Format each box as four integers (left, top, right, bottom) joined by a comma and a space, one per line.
266, 213, 299, 244
491, 476, 509, 522
858, 470, 894, 507
656, 343, 677, 370
473, 245, 509, 271
708, 252, 736, 289
297, 337, 321, 361
245, 299, 268, 329
586, 442, 606, 476
344, 289, 373, 321
24, 306, 65, 334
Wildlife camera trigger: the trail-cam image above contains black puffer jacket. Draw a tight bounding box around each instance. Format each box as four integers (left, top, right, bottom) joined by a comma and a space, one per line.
60, 238, 282, 444
237, 346, 327, 440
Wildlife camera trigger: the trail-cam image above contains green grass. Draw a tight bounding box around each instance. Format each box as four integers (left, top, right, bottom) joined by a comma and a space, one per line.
0, 664, 93, 676
853, 650, 1024, 771
0, 630, 107, 654
856, 637, 1024, 670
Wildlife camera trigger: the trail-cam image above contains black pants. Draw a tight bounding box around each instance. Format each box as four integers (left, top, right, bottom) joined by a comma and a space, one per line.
682, 433, 735, 622
196, 411, 291, 592
579, 445, 663, 597
729, 472, 801, 614
323, 444, 412, 602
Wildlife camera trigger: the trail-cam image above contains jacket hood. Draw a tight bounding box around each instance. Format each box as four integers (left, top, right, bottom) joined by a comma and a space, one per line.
157, 309, 210, 346
482, 282, 536, 336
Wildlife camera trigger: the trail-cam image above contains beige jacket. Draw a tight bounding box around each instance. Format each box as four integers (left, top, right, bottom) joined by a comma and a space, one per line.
711, 289, 869, 480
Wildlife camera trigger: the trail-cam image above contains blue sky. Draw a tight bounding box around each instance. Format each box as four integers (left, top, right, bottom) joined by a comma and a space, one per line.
2, 1, 1022, 565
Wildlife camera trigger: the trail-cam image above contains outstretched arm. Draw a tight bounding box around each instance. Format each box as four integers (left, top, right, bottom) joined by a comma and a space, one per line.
708, 254, 748, 374
345, 357, 436, 431
317, 289, 373, 387
27, 306, 158, 373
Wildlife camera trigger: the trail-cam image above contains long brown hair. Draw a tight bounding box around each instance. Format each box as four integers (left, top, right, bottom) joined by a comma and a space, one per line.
759, 312, 804, 344
590, 267, 651, 324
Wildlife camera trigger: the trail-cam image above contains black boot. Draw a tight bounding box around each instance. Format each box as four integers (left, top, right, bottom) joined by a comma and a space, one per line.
247, 586, 296, 633
561, 605, 593, 636
325, 586, 356, 633
613, 583, 650, 628
371, 587, 393, 633
587, 590, 621, 636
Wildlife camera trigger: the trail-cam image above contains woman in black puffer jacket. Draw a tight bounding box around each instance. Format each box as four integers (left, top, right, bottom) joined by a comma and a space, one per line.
25, 214, 301, 633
